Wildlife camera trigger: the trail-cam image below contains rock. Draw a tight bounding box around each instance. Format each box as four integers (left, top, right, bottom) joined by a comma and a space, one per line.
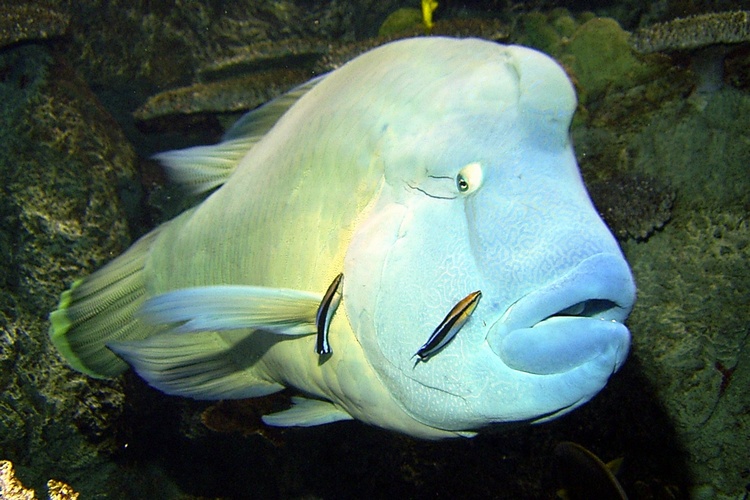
0, 42, 135, 494
0, 3, 69, 49
133, 68, 311, 129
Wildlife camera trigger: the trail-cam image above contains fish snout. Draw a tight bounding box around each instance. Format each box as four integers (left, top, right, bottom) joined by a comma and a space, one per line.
486, 253, 635, 375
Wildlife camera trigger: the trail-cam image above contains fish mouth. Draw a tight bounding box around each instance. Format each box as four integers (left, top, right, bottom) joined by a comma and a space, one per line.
486, 253, 636, 375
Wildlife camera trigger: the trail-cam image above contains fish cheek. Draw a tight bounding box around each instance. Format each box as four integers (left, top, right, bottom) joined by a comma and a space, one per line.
351, 196, 498, 429
342, 201, 408, 351
370, 199, 479, 369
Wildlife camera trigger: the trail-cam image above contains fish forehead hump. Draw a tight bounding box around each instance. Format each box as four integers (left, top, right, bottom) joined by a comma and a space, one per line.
357, 37, 573, 110
310, 38, 578, 196
316, 37, 576, 149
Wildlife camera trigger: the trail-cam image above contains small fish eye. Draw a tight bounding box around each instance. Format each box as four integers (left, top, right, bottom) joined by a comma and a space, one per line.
456, 162, 483, 195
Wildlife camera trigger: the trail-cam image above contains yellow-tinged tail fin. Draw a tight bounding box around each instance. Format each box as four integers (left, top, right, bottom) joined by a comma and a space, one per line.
49, 227, 162, 378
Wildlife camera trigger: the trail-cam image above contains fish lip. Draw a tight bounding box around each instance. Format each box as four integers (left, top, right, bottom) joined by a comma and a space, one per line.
495, 252, 635, 332
486, 253, 635, 374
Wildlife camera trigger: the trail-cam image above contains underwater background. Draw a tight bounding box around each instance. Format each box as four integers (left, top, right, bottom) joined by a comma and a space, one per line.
0, 0, 748, 498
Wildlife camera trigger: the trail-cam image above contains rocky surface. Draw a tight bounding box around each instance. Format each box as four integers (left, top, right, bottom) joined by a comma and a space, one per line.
0, 43, 134, 494
131, 16, 509, 130
622, 207, 749, 498
621, 87, 750, 498
0, 3, 69, 49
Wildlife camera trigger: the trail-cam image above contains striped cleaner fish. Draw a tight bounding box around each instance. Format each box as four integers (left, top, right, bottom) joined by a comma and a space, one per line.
49, 37, 636, 439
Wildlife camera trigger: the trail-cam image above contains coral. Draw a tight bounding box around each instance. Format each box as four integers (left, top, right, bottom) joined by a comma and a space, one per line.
514, 10, 573, 56
133, 68, 310, 126
59, 1, 312, 88
511, 13, 671, 106
630, 86, 750, 210
563, 17, 663, 102
570, 34, 749, 495
725, 47, 750, 90
133, 16, 509, 130
46, 480, 79, 500
200, 394, 291, 446
197, 39, 328, 83
630, 11, 750, 93
399, 17, 507, 43
0, 41, 133, 495
44, 0, 405, 90
587, 173, 675, 242
131, 37, 328, 127
421, 0, 439, 31
1, 2, 745, 498
630, 10, 750, 53
622, 209, 750, 496
378, 8, 422, 37
0, 460, 35, 500
0, 461, 79, 500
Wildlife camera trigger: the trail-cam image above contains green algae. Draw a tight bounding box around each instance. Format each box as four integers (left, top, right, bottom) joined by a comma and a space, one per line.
513, 13, 670, 107
378, 8, 423, 37
565, 18, 661, 102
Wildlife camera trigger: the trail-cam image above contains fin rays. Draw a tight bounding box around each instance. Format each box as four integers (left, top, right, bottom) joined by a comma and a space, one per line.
140, 286, 322, 336
262, 396, 353, 427
49, 229, 165, 378
109, 331, 284, 400
154, 74, 328, 196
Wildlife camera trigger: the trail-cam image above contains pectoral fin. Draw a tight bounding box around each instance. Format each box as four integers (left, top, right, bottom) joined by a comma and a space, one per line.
262, 397, 353, 427
222, 75, 326, 141
140, 285, 322, 336
109, 331, 284, 400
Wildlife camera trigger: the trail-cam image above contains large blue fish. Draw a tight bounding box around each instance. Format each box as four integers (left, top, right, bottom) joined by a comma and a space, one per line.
50, 37, 636, 439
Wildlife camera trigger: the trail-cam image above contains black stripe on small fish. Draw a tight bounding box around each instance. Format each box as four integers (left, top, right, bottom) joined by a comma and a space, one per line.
414, 290, 482, 363
315, 273, 343, 356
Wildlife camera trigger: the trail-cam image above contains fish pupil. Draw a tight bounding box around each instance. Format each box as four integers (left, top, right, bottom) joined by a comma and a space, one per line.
457, 175, 469, 192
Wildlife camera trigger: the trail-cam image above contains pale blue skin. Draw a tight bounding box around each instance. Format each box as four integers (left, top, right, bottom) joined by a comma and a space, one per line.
340, 40, 635, 431
53, 38, 636, 438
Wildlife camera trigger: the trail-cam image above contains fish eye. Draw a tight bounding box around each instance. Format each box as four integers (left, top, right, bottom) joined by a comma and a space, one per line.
456, 162, 483, 195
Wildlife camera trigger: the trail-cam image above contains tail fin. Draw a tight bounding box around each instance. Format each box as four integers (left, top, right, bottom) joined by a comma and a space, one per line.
49, 228, 162, 378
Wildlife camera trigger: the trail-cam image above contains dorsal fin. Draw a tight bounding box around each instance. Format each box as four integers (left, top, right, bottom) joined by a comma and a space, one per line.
223, 74, 326, 141
153, 74, 327, 195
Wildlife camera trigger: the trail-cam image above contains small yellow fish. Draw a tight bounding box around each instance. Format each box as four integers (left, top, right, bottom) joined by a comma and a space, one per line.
422, 0, 438, 31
